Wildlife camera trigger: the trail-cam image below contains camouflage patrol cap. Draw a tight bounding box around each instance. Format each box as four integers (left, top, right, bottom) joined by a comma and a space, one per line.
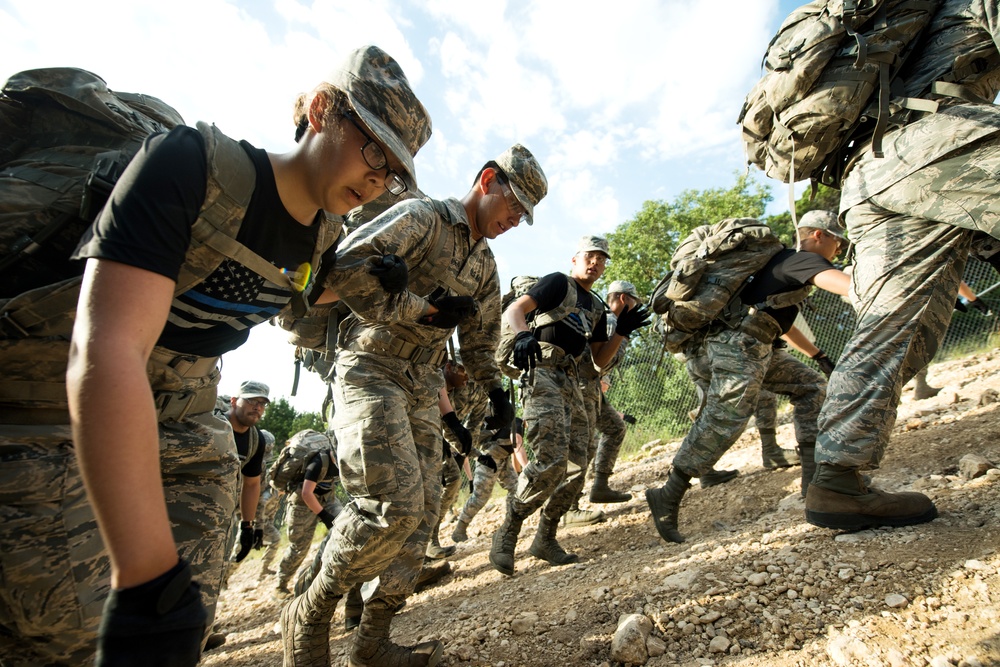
325, 45, 433, 190
578, 235, 610, 258
237, 380, 270, 401
494, 144, 547, 225
797, 210, 847, 243
608, 280, 641, 303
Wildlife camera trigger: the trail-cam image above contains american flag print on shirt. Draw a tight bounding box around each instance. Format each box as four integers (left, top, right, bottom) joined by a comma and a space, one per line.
168, 258, 290, 332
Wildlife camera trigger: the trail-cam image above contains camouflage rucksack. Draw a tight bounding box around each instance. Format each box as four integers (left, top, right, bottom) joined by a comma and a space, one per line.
738, 0, 943, 187
268, 429, 337, 492
494, 274, 594, 379
650, 218, 786, 353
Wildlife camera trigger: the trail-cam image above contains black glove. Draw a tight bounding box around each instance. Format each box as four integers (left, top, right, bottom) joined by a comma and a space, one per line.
622, 413, 637, 425
96, 559, 206, 667
367, 254, 408, 294
443, 411, 473, 455
955, 298, 969, 312
252, 528, 264, 550
812, 350, 835, 379
233, 521, 254, 562
512, 331, 543, 371
452, 451, 467, 469
317, 508, 336, 529
968, 298, 991, 315
615, 304, 652, 338
419, 296, 478, 328
485, 388, 515, 430
477, 452, 498, 473
468, 479, 474, 494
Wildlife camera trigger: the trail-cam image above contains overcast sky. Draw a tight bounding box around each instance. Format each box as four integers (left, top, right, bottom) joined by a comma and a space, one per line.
2, 0, 804, 411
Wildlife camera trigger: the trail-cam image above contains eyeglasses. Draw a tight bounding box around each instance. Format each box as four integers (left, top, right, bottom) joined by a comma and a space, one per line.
344, 112, 408, 196
242, 398, 269, 410
581, 251, 609, 266
495, 172, 531, 227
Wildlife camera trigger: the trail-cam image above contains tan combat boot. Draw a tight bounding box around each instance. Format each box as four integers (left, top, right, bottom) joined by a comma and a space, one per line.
450, 518, 470, 543
348, 600, 442, 667
489, 497, 525, 576
805, 464, 937, 530
760, 429, 800, 469
529, 514, 580, 565
913, 367, 942, 400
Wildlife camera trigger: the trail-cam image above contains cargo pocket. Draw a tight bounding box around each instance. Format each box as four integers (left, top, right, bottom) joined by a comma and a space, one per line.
335, 398, 399, 498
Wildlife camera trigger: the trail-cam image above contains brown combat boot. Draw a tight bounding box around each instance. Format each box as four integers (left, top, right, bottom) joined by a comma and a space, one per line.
280, 581, 342, 667
589, 471, 632, 503
760, 429, 800, 469
645, 468, 691, 544
913, 368, 941, 400
450, 518, 469, 543
805, 464, 937, 530
348, 599, 442, 667
529, 514, 580, 565
424, 524, 455, 559
489, 497, 525, 576
414, 561, 452, 593
797, 441, 816, 498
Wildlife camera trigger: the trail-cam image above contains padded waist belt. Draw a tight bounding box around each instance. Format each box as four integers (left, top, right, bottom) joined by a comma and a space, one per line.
154, 386, 218, 423
345, 332, 447, 367
536, 343, 580, 374
147, 347, 221, 379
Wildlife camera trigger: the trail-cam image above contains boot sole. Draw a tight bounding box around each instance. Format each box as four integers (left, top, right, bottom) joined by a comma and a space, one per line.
589, 493, 633, 503
805, 505, 938, 531
528, 546, 580, 566
488, 552, 514, 576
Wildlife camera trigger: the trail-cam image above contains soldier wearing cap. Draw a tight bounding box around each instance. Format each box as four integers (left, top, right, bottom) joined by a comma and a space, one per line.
646, 214, 851, 545
282, 144, 547, 667
0, 45, 432, 667
489, 235, 649, 576
225, 381, 270, 565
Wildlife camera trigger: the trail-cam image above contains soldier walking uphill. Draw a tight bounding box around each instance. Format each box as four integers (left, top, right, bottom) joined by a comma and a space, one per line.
646, 214, 851, 544
809, 0, 1000, 531
0, 46, 431, 667
281, 144, 547, 667
489, 236, 650, 576
226, 381, 270, 566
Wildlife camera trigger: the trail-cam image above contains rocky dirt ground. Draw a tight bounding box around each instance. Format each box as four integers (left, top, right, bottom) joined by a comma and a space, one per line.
205, 349, 1000, 667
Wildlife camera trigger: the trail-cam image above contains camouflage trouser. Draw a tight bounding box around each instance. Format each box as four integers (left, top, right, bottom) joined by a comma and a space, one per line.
434, 452, 462, 529
686, 342, 779, 432
674, 330, 826, 476
592, 386, 627, 477
277, 491, 343, 586
258, 490, 284, 572
456, 441, 518, 525
818, 147, 988, 467
305, 350, 443, 612
0, 412, 239, 667
511, 361, 591, 521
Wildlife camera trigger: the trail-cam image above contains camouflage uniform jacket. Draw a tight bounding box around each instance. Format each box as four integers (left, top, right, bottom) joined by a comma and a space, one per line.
326, 197, 504, 391
841, 0, 1000, 211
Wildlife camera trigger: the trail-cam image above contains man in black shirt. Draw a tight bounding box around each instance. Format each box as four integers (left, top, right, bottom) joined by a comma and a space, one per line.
647, 213, 851, 545
225, 381, 269, 565
489, 236, 649, 576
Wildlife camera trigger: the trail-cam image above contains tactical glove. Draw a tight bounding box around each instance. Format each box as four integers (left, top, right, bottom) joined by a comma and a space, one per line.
622, 413, 637, 425
477, 452, 498, 473
969, 298, 991, 315
954, 298, 969, 313
367, 254, 408, 294
96, 559, 206, 667
419, 296, 478, 329
443, 411, 473, 455
452, 451, 467, 469
468, 479, 474, 494
233, 521, 254, 562
812, 350, 835, 379
615, 304, 652, 338
512, 330, 543, 371
252, 528, 264, 550
485, 388, 515, 430
317, 509, 337, 529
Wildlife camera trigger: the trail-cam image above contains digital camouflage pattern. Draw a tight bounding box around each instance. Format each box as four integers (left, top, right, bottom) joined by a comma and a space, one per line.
456, 443, 518, 527
493, 143, 548, 224
818, 0, 1000, 469
591, 389, 628, 477
686, 345, 780, 434
673, 330, 826, 476
277, 491, 343, 588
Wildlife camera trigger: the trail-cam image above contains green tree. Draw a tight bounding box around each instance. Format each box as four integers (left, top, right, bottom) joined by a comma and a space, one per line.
258, 397, 297, 447
291, 411, 326, 435
763, 182, 841, 245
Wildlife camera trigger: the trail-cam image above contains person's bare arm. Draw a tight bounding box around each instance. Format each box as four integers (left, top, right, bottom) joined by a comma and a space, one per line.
811, 268, 850, 296
67, 258, 177, 589
300, 479, 325, 515
240, 475, 261, 522
438, 385, 454, 416
591, 334, 625, 371
781, 325, 821, 358
506, 294, 538, 334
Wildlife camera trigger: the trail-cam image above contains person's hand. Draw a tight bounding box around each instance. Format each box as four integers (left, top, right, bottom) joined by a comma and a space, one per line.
485, 388, 515, 429
367, 254, 408, 294
812, 350, 835, 378
615, 304, 652, 337
452, 451, 467, 469
233, 521, 254, 562
622, 413, 637, 425
467, 479, 474, 494
955, 298, 969, 313
318, 509, 336, 529
477, 452, 498, 473
96, 559, 206, 667
968, 298, 992, 315
419, 296, 478, 328
252, 527, 264, 550
443, 411, 473, 455
512, 331, 542, 371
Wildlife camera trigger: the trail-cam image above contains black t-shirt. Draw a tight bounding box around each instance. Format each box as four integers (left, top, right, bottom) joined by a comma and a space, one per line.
304, 452, 337, 494
740, 248, 835, 333
526, 272, 608, 357
233, 426, 265, 477
73, 125, 326, 357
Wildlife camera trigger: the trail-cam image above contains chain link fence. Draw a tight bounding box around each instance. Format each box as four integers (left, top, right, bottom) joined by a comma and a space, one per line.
604, 258, 1000, 459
